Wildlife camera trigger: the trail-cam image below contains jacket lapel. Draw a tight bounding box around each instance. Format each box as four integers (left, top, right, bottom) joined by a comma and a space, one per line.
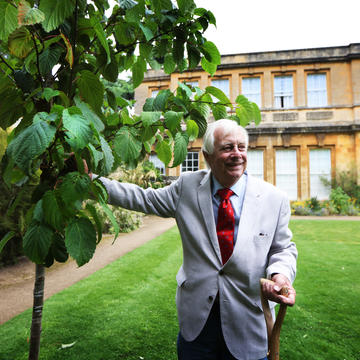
197, 172, 222, 263
232, 175, 261, 258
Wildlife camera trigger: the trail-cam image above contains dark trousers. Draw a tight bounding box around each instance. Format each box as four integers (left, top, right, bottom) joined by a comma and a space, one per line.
177, 301, 267, 360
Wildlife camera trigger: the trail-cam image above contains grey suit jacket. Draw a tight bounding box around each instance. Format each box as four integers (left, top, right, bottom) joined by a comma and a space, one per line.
98, 170, 297, 360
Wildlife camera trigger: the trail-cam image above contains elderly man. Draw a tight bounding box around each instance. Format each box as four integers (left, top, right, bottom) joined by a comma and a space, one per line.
95, 119, 297, 360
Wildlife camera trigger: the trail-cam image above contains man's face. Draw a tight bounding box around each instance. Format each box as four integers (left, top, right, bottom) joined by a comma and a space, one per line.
204, 127, 247, 188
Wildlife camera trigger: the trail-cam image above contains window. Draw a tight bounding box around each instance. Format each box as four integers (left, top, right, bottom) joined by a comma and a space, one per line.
211, 78, 230, 98
242, 77, 261, 107
309, 149, 331, 199
274, 75, 294, 108
181, 151, 199, 172
149, 154, 165, 175
151, 89, 160, 98
307, 73, 327, 107
246, 150, 264, 179
276, 150, 298, 200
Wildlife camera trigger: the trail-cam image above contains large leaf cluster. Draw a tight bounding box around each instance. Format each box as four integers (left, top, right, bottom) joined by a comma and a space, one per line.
0, 0, 260, 268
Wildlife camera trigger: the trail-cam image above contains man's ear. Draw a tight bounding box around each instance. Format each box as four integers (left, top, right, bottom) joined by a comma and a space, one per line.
202, 151, 211, 169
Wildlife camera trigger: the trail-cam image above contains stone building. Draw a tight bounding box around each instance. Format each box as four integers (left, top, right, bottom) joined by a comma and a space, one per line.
134, 43, 360, 201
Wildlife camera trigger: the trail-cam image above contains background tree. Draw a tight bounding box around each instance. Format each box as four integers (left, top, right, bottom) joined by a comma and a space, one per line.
0, 0, 260, 359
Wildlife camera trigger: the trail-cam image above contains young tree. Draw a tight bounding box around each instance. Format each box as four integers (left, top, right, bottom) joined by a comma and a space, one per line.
0, 0, 260, 359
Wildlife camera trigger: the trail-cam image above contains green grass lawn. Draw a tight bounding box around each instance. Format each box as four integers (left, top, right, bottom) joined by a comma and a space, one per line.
0, 220, 359, 360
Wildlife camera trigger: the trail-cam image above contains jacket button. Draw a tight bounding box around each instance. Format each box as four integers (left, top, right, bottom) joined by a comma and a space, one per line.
208, 296, 213, 302
219, 269, 224, 275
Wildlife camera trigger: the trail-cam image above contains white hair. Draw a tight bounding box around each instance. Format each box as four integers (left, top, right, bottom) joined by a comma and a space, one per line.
202, 119, 249, 155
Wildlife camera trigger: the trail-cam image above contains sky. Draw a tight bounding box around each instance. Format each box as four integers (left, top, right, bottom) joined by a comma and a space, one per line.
194, 0, 360, 55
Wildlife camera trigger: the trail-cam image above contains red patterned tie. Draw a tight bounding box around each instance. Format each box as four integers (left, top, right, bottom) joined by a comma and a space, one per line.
216, 188, 235, 264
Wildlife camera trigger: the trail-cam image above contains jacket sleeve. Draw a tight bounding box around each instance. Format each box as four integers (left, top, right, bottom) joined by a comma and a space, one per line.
266, 195, 297, 283
94, 175, 182, 218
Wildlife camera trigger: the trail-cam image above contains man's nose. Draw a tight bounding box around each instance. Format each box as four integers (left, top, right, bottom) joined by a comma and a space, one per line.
230, 146, 242, 156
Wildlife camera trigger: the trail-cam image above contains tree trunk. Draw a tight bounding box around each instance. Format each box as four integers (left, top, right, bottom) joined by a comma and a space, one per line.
28, 264, 45, 360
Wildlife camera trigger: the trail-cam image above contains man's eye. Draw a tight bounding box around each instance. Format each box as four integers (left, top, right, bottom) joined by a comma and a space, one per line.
223, 146, 233, 152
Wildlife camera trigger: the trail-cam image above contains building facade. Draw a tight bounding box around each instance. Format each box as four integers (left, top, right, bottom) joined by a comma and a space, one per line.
134, 43, 360, 201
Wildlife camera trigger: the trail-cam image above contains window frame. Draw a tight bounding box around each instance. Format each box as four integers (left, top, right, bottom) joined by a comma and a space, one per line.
240, 75, 262, 108
305, 71, 329, 108
272, 73, 296, 109
181, 151, 200, 173
308, 147, 333, 200
274, 148, 299, 200
246, 148, 265, 180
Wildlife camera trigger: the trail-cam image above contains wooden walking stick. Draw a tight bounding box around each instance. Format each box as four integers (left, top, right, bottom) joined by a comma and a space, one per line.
260, 278, 289, 360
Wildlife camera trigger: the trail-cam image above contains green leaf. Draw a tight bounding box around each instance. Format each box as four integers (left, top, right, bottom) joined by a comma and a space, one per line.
18, 0, 45, 26
114, 22, 135, 46
85, 203, 103, 243
60, 172, 91, 205
100, 202, 119, 243
62, 109, 93, 150
65, 217, 96, 266
114, 126, 142, 163
51, 233, 68, 263
206, 86, 231, 105
139, 23, 153, 41
88, 143, 103, 169
42, 190, 64, 230
151, 0, 173, 15
153, 90, 171, 111
92, 179, 108, 203
0, 77, 23, 129
91, 17, 111, 65
176, 0, 196, 14
172, 38, 184, 64
189, 108, 207, 137
118, 0, 137, 9
33, 200, 44, 223
186, 119, 199, 141
235, 95, 254, 126
8, 27, 33, 58
0, 1, 17, 41
39, 0, 76, 32
187, 43, 201, 69
251, 102, 262, 125
201, 41, 221, 65
6, 120, 56, 174
211, 104, 228, 120
23, 222, 54, 264
140, 111, 161, 127
235, 106, 250, 127
164, 53, 176, 74
164, 111, 181, 133
156, 141, 172, 167
42, 88, 60, 102
75, 97, 105, 132
201, 56, 217, 76
100, 136, 114, 174
178, 82, 193, 99
0, 231, 16, 254
39, 46, 63, 76
77, 70, 104, 113
132, 56, 147, 88
172, 132, 189, 167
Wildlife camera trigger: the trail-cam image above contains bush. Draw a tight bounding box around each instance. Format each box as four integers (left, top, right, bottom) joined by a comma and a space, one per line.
111, 161, 166, 189
321, 169, 360, 206
329, 187, 352, 214
89, 201, 143, 234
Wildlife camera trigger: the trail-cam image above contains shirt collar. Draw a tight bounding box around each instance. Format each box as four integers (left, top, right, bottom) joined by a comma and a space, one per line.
211, 171, 248, 198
